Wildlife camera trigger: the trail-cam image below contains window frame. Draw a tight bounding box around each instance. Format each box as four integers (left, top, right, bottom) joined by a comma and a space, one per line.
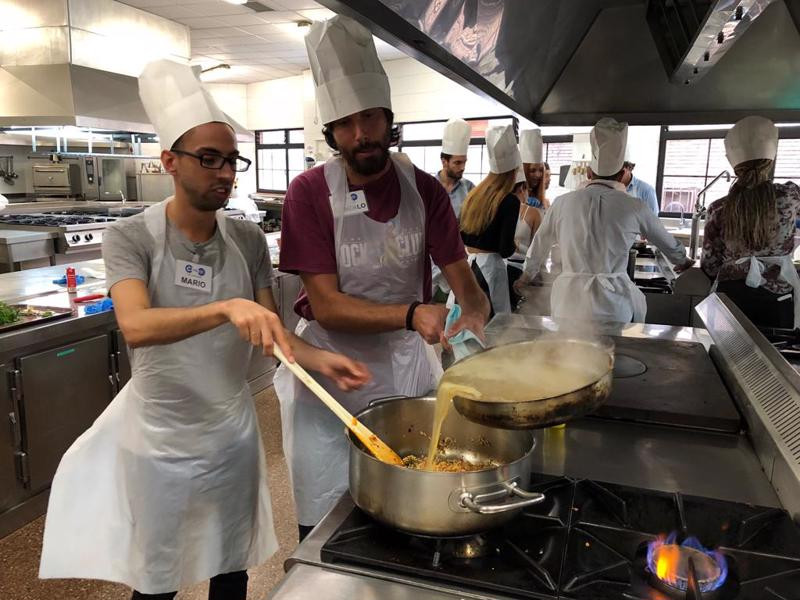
254, 128, 304, 194
655, 125, 800, 217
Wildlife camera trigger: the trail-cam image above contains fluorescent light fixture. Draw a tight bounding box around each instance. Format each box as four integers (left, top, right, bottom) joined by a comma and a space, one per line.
222, 0, 248, 5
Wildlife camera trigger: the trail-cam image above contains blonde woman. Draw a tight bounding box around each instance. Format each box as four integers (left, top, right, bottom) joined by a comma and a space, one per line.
458, 124, 523, 315
702, 116, 800, 329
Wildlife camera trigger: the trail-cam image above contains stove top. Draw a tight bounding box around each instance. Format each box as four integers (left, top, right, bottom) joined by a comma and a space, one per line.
0, 213, 116, 229
321, 475, 800, 599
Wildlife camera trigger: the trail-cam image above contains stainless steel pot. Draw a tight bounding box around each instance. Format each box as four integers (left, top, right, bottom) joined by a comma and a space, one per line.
452, 338, 615, 429
348, 396, 543, 537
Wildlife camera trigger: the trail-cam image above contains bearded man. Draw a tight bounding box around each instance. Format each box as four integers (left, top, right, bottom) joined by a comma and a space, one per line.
274, 15, 489, 539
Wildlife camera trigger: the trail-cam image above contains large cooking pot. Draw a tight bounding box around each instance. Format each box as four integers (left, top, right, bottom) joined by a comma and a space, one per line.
348, 396, 542, 537
451, 338, 615, 429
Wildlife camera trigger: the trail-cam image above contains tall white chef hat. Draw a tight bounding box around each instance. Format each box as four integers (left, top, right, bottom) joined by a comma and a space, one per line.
725, 116, 779, 168
441, 118, 471, 156
138, 59, 247, 151
590, 117, 628, 177
486, 124, 521, 174
519, 128, 543, 164
306, 15, 391, 126
514, 166, 526, 184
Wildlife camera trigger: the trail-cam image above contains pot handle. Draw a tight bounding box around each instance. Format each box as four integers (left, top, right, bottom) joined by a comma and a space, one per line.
367, 395, 411, 407
459, 481, 545, 515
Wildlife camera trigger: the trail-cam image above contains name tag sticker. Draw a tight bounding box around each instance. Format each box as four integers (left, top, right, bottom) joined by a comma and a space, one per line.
175, 260, 213, 293
343, 190, 368, 216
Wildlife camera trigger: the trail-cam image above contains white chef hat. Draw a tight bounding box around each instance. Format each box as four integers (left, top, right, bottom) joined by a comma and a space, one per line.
305, 15, 391, 126
138, 59, 247, 151
441, 118, 471, 155
725, 116, 779, 167
514, 166, 526, 184
590, 117, 628, 177
519, 128, 543, 164
486, 124, 521, 174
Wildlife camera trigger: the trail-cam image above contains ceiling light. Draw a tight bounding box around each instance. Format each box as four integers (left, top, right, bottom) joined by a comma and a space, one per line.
222, 0, 248, 5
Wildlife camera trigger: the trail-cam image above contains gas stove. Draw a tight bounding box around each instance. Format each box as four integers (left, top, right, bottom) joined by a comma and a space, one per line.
0, 211, 118, 253
0, 207, 247, 254
321, 475, 800, 599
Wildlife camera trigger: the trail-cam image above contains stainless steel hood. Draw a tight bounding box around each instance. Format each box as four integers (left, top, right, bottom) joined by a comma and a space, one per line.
0, 0, 189, 131
319, 0, 800, 125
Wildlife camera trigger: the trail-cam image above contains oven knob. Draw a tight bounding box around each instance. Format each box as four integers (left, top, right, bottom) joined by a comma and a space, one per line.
71, 234, 80, 243
84, 234, 93, 241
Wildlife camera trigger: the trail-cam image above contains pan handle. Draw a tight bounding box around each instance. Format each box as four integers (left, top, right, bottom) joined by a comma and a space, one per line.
459, 481, 545, 515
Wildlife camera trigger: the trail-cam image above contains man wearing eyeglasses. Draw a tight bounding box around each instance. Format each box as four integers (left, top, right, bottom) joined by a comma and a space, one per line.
39, 60, 370, 600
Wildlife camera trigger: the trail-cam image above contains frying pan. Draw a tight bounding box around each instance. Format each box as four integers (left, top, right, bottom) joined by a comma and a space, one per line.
450, 338, 615, 429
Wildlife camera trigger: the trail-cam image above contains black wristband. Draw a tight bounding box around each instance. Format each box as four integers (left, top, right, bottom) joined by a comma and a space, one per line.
406, 301, 422, 331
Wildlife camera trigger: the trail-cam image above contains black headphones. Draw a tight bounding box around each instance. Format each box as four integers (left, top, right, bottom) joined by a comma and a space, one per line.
322, 109, 402, 151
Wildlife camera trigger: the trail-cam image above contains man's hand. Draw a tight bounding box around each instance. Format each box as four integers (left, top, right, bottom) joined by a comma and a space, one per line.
315, 352, 371, 391
222, 297, 295, 361
444, 307, 487, 348
674, 258, 695, 274
412, 303, 449, 344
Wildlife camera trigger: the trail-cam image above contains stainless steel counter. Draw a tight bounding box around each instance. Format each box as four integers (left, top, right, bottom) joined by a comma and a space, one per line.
268, 564, 484, 600
485, 312, 713, 348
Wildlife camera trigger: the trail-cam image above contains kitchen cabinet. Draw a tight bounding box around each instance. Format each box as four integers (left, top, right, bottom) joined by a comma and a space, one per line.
17, 335, 113, 492
114, 329, 131, 394
0, 364, 20, 513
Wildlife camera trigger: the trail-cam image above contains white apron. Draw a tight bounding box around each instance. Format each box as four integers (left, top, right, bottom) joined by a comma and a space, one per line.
40, 200, 278, 594
550, 181, 647, 324
274, 153, 441, 526
458, 252, 511, 315
711, 254, 800, 329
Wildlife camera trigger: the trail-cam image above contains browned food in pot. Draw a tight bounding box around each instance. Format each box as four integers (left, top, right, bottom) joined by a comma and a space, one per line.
401, 454, 497, 472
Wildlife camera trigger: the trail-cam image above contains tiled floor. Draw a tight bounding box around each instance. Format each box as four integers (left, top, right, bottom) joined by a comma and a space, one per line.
0, 387, 299, 600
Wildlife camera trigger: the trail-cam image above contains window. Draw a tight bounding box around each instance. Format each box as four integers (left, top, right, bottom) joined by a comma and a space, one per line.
657, 126, 800, 216
255, 129, 304, 193
397, 116, 517, 182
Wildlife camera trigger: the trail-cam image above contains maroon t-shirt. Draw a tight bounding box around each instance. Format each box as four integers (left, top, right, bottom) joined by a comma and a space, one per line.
279, 160, 466, 320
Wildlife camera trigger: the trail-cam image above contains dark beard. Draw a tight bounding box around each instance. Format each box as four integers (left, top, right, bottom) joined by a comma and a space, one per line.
445, 168, 462, 180
341, 141, 390, 176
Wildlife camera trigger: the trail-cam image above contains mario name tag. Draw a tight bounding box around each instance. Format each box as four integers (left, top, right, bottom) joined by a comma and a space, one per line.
175, 260, 213, 293
343, 190, 368, 216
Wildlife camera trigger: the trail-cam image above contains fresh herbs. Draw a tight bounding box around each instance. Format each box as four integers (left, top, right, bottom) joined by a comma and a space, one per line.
0, 302, 20, 325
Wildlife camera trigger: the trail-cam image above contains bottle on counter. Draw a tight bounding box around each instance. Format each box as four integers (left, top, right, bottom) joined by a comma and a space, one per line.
66, 267, 77, 293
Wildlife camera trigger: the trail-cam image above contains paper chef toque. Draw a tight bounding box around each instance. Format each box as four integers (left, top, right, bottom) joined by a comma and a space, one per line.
441, 118, 472, 155
138, 59, 248, 151
514, 166, 526, 184
486, 125, 521, 174
590, 117, 628, 177
305, 15, 391, 126
725, 116, 779, 167
519, 129, 543, 164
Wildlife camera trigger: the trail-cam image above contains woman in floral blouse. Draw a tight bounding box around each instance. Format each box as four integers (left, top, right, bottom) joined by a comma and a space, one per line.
701, 116, 800, 329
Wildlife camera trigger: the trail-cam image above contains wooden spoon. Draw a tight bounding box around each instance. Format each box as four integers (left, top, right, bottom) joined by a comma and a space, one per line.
273, 347, 404, 466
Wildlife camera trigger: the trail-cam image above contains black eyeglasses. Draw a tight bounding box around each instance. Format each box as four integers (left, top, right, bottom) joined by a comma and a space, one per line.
171, 150, 252, 172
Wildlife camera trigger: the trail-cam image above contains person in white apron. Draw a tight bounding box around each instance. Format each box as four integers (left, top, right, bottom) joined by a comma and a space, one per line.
518, 118, 692, 323
701, 116, 800, 330
276, 16, 490, 538
40, 59, 369, 599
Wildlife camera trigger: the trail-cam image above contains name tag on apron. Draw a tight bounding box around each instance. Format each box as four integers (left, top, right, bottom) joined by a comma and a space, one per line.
175, 260, 213, 293
343, 190, 368, 216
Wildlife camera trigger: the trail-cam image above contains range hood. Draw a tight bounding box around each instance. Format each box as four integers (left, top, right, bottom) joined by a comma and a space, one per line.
319, 0, 800, 125
0, 0, 190, 131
